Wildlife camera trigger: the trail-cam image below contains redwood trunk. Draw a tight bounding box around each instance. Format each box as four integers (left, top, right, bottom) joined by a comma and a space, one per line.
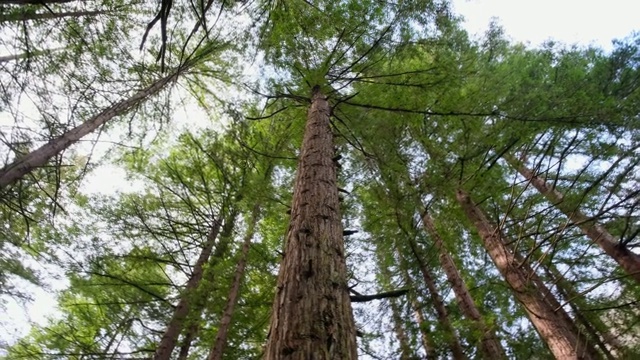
421, 212, 506, 359
406, 238, 467, 360
153, 217, 222, 360
456, 189, 596, 360
208, 205, 260, 360
263, 87, 357, 359
0, 70, 183, 189
505, 155, 640, 283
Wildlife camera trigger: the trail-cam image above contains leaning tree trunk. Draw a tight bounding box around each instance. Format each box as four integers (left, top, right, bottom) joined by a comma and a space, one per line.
544, 263, 625, 359
505, 155, 640, 283
404, 238, 467, 360
398, 264, 437, 359
0, 9, 108, 22
0, 67, 186, 190
153, 216, 223, 360
263, 86, 357, 359
456, 189, 597, 360
421, 211, 506, 359
208, 205, 260, 360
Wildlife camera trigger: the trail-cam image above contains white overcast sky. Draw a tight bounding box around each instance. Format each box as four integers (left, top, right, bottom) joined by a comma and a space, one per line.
452, 0, 638, 51
2, 0, 639, 352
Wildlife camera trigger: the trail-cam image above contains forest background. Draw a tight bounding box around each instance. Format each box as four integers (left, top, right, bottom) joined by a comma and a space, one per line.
0, 0, 639, 359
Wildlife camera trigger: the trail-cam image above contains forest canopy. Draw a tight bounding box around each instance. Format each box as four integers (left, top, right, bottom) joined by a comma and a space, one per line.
0, 0, 639, 359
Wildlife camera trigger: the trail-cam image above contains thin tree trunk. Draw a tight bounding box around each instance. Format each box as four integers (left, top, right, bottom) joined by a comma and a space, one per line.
410, 296, 437, 360
153, 217, 223, 360
456, 189, 596, 360
0, 0, 79, 5
263, 86, 358, 359
505, 155, 640, 283
0, 68, 184, 190
397, 263, 437, 359
421, 211, 506, 359
208, 205, 260, 360
0, 47, 65, 63
0, 9, 107, 22
389, 297, 413, 360
405, 237, 467, 360
176, 323, 198, 360
377, 257, 414, 360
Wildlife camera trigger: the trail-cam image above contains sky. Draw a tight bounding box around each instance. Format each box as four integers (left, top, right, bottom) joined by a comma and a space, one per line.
452, 0, 638, 51
2, 0, 639, 353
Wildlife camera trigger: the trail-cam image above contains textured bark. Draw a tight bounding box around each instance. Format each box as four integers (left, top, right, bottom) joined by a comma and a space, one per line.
406, 238, 467, 360
456, 189, 596, 360
0, 70, 182, 189
153, 217, 223, 360
0, 9, 107, 22
263, 87, 357, 359
208, 205, 260, 360
505, 155, 640, 283
421, 212, 506, 359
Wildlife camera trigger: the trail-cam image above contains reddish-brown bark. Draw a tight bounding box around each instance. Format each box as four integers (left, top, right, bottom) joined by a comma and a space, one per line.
153, 218, 222, 360
421, 212, 506, 359
263, 87, 357, 359
506, 155, 640, 283
0, 69, 184, 189
208, 205, 260, 360
456, 189, 596, 360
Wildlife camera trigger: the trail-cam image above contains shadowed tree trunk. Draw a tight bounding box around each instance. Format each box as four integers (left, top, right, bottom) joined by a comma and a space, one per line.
0, 9, 107, 22
208, 204, 260, 360
397, 264, 437, 359
0, 67, 188, 190
263, 86, 357, 359
421, 211, 506, 359
389, 297, 413, 360
544, 263, 625, 359
405, 237, 467, 360
161, 210, 238, 360
505, 155, 640, 283
456, 189, 597, 360
153, 216, 225, 360
0, 47, 65, 63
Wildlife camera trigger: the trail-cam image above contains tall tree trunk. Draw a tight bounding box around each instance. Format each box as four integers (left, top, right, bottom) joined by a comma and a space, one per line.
389, 297, 413, 360
544, 264, 625, 359
456, 189, 596, 360
0, 47, 64, 63
0, 0, 78, 5
410, 296, 437, 360
398, 264, 437, 359
153, 216, 224, 360
208, 204, 260, 360
263, 87, 357, 359
405, 237, 467, 360
421, 211, 506, 359
0, 9, 107, 22
377, 257, 415, 360
504, 155, 640, 283
176, 323, 198, 360
0, 68, 185, 190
